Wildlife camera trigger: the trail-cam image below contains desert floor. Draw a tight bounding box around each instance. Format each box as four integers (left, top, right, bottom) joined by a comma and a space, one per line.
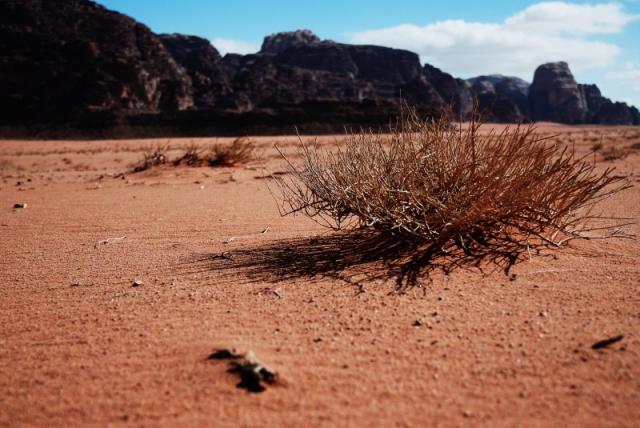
1, 124, 639, 427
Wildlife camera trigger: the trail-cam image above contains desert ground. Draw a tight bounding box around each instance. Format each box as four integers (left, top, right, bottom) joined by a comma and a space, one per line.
1, 124, 639, 427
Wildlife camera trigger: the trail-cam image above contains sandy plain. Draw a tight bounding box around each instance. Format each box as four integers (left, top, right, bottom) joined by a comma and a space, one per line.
1, 125, 639, 427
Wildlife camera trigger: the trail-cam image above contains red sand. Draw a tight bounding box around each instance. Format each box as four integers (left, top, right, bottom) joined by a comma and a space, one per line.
1, 126, 639, 427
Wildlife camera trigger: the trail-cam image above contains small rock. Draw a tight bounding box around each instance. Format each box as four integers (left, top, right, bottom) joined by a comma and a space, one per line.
13, 202, 27, 209
272, 287, 283, 299
209, 349, 279, 393
591, 335, 624, 349
413, 319, 424, 326
132, 279, 143, 287
539, 310, 548, 318
462, 410, 473, 418
208, 348, 239, 360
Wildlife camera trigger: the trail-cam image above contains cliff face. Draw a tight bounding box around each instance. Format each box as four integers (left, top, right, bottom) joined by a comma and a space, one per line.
0, 0, 193, 127
528, 62, 638, 125
529, 62, 589, 124
467, 75, 530, 123
159, 34, 233, 109
424, 64, 473, 117
168, 29, 447, 115
1, 0, 637, 136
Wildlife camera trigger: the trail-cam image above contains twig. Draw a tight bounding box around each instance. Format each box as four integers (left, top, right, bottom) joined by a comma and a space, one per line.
95, 236, 126, 248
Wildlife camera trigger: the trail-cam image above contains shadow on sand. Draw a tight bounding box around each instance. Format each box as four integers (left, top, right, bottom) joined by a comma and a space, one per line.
182, 230, 537, 291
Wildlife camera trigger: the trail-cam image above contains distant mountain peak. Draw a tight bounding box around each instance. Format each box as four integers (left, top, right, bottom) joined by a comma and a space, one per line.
260, 29, 322, 54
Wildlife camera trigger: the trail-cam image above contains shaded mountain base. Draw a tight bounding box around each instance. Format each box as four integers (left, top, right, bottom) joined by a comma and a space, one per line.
0, 100, 442, 139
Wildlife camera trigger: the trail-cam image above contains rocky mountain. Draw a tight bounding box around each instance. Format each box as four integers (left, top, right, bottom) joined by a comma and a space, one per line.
529, 62, 639, 125
423, 64, 473, 117
0, 0, 193, 129
0, 0, 637, 137
467, 75, 529, 123
261, 29, 322, 55
159, 34, 233, 110
466, 75, 530, 122
529, 61, 589, 124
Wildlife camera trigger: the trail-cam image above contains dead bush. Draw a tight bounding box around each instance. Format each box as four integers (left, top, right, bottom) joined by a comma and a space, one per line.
173, 143, 205, 166
132, 145, 168, 172
209, 137, 255, 166
275, 108, 632, 268
0, 158, 15, 171
601, 146, 630, 162
590, 142, 603, 152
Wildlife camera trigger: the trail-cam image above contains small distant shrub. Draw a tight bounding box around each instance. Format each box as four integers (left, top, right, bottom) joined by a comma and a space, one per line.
590, 142, 603, 152
173, 143, 205, 166
0, 158, 14, 171
131, 139, 256, 173
275, 107, 631, 264
209, 137, 255, 167
601, 146, 630, 162
629, 142, 640, 150
132, 145, 168, 172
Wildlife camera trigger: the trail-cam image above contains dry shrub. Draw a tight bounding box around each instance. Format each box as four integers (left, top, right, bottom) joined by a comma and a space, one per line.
173, 143, 205, 166
130, 139, 256, 173
275, 108, 632, 269
209, 137, 255, 166
601, 146, 630, 162
0, 158, 15, 171
629, 142, 640, 150
132, 145, 168, 172
590, 142, 603, 152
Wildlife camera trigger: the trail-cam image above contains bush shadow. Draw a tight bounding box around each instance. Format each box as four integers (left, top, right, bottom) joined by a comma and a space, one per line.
182, 230, 537, 291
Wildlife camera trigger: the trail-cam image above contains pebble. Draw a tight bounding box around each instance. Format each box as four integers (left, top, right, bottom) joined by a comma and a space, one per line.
132, 279, 143, 287
13, 203, 27, 209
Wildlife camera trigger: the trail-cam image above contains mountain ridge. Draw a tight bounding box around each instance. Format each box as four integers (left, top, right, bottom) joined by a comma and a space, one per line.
0, 0, 637, 138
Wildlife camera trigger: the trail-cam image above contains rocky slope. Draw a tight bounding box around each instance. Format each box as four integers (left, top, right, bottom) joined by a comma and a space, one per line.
0, 0, 637, 136
466, 75, 530, 122
529, 62, 639, 125
0, 0, 193, 129
159, 34, 233, 110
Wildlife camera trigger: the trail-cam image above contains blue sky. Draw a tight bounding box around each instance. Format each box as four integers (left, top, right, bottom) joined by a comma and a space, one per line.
100, 1, 640, 107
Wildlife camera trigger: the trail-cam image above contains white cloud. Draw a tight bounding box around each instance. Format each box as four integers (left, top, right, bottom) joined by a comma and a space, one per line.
606, 65, 640, 107
210, 37, 259, 56
504, 2, 638, 35
349, 2, 638, 80
607, 67, 640, 81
